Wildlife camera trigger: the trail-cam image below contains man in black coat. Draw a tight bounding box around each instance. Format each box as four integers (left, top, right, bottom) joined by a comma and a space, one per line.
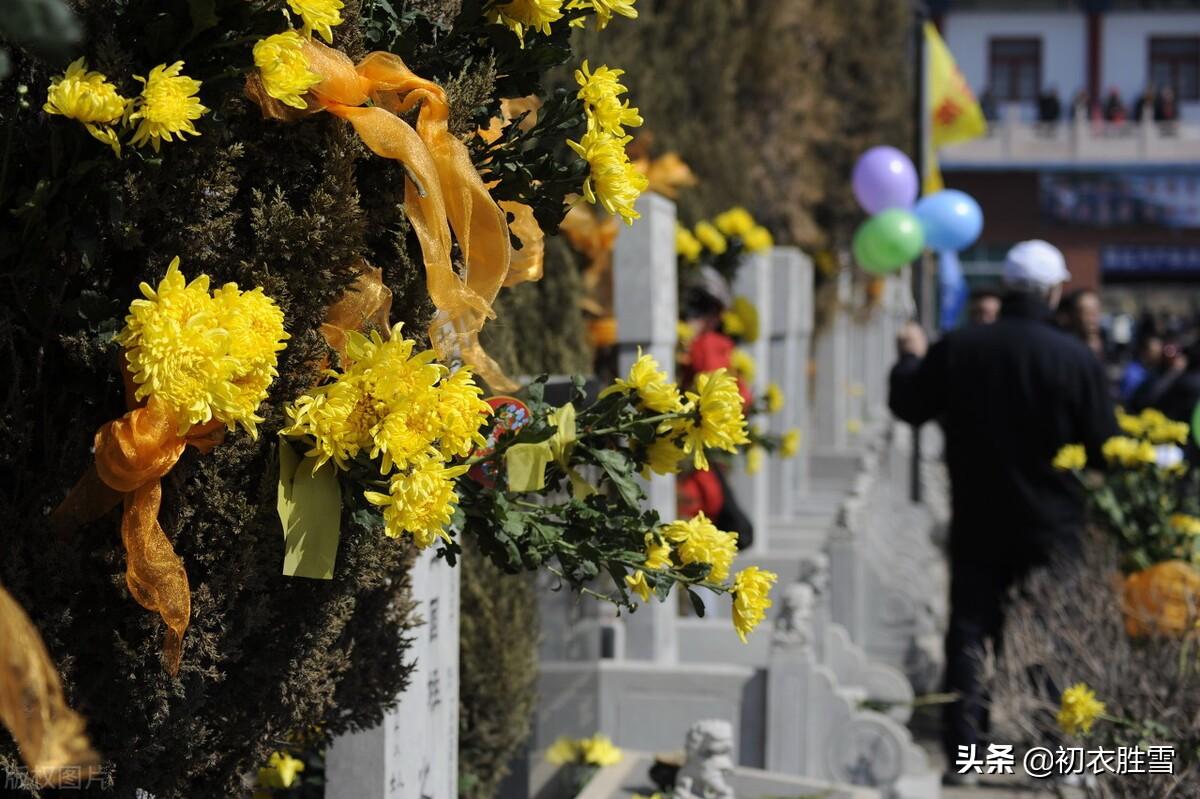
888, 240, 1116, 784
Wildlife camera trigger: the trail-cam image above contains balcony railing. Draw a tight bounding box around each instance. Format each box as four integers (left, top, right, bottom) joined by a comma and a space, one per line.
939, 106, 1200, 168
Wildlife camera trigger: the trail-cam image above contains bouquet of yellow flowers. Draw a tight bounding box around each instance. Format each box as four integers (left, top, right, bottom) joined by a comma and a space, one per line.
1054, 408, 1198, 572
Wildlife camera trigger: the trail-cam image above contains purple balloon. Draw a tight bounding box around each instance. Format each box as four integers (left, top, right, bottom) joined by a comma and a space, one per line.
852, 146, 919, 214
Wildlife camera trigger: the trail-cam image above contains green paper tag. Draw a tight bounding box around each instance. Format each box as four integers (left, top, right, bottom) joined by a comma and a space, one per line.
277, 438, 342, 580
1192, 401, 1200, 449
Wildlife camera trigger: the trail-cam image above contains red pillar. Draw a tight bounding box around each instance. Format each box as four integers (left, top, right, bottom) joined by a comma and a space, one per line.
1087, 11, 1103, 101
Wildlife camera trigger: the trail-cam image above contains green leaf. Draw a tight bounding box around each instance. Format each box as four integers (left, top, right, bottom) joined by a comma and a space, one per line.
687, 589, 707, 618
277, 439, 342, 580
590, 448, 644, 509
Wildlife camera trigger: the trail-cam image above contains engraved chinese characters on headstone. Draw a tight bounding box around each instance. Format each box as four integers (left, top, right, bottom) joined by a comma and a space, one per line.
326, 548, 459, 799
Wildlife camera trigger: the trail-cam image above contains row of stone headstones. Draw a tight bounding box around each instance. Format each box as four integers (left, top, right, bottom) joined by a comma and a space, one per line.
527, 192, 943, 798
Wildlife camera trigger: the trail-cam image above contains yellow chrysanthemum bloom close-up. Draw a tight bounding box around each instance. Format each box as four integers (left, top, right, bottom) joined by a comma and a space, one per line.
284, 325, 491, 474
743, 225, 774, 253
364, 456, 469, 549
680, 369, 750, 470
288, 0, 345, 43
120, 257, 288, 437
1056, 683, 1105, 737
1101, 435, 1156, 467
724, 296, 760, 343
676, 224, 702, 263
575, 61, 642, 136
1052, 443, 1086, 471
730, 348, 756, 383
780, 429, 801, 458
568, 128, 648, 224
694, 220, 727, 255
766, 382, 785, 414
732, 566, 777, 643
545, 736, 579, 765
128, 61, 207, 151
660, 512, 738, 583
491, 0, 564, 45
257, 751, 305, 790
566, 0, 637, 29
625, 532, 674, 601
579, 734, 623, 766
253, 31, 321, 110
43, 58, 129, 155
599, 351, 684, 413
644, 435, 686, 476
1170, 514, 1200, 536
720, 310, 745, 338
714, 206, 755, 237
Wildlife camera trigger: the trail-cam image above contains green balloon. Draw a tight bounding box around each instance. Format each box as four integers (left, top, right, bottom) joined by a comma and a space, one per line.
852, 209, 926, 274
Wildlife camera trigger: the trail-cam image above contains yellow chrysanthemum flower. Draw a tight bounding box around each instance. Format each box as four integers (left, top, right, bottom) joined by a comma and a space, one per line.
743, 225, 774, 253
732, 566, 776, 643
765, 383, 785, 414
490, 0, 564, 45
43, 58, 129, 155
746, 445, 764, 475
676, 224, 702, 263
565, 0, 637, 29
128, 61, 207, 151
660, 512, 737, 583
1056, 683, 1105, 737
780, 429, 801, 459
253, 30, 321, 110
1101, 435, 1157, 467
719, 297, 759, 343
364, 456, 468, 549
625, 569, 652, 602
1116, 407, 1144, 437
568, 128, 648, 224
644, 435, 686, 476
258, 751, 305, 790
1052, 443, 1086, 471
846, 418, 863, 435
579, 734, 623, 766
730, 348, 756, 384
545, 736, 578, 765
575, 61, 642, 137
119, 257, 288, 437
676, 320, 696, 347
598, 351, 684, 413
714, 207, 755, 237
284, 325, 490, 474
694, 221, 727, 255
1170, 514, 1200, 537
288, 0, 345, 43
680, 369, 750, 471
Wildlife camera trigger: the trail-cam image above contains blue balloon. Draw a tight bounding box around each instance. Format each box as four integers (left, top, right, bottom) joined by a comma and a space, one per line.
915, 190, 983, 252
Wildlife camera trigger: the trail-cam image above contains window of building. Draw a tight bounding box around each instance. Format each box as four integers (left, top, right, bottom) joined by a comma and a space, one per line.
1150, 37, 1200, 101
988, 38, 1042, 102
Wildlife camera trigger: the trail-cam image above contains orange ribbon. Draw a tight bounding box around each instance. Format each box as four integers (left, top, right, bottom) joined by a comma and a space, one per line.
0, 583, 100, 787
248, 40, 527, 390
319, 260, 394, 363
51, 393, 223, 676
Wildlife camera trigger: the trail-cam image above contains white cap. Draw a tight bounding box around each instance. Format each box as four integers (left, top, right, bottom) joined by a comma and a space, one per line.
1003, 240, 1070, 289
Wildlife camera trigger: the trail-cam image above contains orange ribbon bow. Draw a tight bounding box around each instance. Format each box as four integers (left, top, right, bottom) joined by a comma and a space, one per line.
51, 390, 223, 676
249, 40, 538, 391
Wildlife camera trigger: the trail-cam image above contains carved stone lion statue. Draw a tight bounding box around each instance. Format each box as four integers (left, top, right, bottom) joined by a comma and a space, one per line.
772, 582, 815, 647
671, 719, 736, 799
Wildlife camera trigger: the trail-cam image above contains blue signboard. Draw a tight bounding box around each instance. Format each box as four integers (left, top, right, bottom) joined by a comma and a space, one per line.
1041, 172, 1200, 229
1101, 245, 1200, 276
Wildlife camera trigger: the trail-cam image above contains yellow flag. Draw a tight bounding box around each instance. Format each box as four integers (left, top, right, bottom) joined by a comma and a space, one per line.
925, 22, 987, 194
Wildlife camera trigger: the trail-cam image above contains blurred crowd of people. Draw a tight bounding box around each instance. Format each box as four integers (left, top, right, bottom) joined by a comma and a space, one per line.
979, 84, 1180, 127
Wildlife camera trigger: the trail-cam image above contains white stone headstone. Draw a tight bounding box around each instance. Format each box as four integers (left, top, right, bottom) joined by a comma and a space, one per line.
730, 252, 772, 552
325, 549, 459, 799
613, 192, 679, 662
